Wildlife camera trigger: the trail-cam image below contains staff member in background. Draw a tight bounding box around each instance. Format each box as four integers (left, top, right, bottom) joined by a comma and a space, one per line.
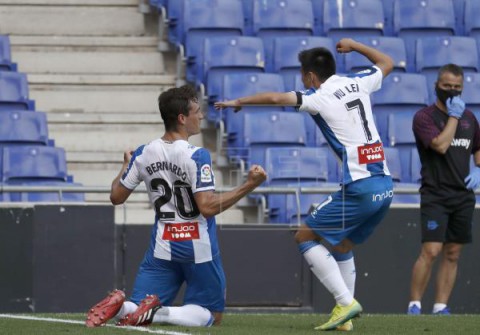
408, 64, 480, 315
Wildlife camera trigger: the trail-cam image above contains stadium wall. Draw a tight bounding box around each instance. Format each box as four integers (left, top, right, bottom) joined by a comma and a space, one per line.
1, 205, 479, 314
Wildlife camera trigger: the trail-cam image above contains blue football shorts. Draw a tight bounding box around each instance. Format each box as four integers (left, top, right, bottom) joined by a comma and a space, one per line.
130, 253, 226, 312
305, 174, 393, 245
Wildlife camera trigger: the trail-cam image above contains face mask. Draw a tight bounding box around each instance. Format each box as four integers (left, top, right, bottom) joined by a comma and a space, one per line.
435, 85, 462, 105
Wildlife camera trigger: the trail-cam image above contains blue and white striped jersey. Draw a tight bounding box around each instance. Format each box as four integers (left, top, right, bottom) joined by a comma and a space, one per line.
297, 66, 390, 184
121, 139, 219, 264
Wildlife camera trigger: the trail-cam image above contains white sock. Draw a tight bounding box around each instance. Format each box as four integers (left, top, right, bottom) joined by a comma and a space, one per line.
337, 257, 356, 297
303, 244, 353, 306
152, 304, 214, 327
115, 301, 138, 320
433, 303, 447, 313
409, 301, 421, 309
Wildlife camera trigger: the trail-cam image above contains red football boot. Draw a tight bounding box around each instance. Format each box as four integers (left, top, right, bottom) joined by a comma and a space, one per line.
116, 294, 161, 327
85, 289, 125, 327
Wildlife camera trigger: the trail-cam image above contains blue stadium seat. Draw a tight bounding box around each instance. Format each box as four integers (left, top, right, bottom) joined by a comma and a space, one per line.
344, 37, 407, 73
183, 0, 244, 83
218, 73, 285, 125
384, 147, 419, 203
0, 35, 17, 71
201, 36, 265, 107
387, 111, 417, 186
311, 0, 325, 35
0, 72, 35, 111
372, 73, 429, 144
382, 0, 395, 35
463, 73, 480, 114
252, 0, 314, 73
394, 0, 456, 72
410, 147, 421, 184
273, 36, 335, 90
1, 145, 68, 182
264, 146, 331, 223
454, 0, 466, 35
165, 0, 185, 44
0, 110, 50, 145
242, 0, 254, 35
383, 147, 402, 182
464, 0, 480, 38
4, 180, 85, 202
416, 37, 478, 102
324, 0, 385, 41
230, 111, 306, 167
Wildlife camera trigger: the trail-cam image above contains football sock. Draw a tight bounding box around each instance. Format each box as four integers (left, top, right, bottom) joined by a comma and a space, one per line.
333, 252, 356, 297
115, 301, 138, 320
299, 241, 353, 306
409, 301, 421, 309
152, 304, 214, 327
433, 303, 447, 313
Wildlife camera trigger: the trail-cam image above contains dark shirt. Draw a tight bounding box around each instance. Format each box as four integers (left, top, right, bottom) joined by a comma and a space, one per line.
412, 104, 480, 197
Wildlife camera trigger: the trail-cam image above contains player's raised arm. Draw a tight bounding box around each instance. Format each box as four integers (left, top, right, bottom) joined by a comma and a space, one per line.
336, 38, 394, 78
214, 91, 297, 112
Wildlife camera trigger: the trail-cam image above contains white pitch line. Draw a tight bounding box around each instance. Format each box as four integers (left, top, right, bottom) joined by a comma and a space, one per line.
0, 314, 191, 335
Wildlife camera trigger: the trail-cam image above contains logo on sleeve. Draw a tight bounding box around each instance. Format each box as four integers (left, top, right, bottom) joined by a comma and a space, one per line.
200, 164, 212, 183
357, 143, 384, 164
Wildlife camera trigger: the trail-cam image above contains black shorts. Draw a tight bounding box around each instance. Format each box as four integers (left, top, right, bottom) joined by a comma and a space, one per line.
420, 193, 475, 244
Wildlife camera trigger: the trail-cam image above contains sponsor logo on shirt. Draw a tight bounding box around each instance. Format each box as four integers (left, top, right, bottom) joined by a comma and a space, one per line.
450, 138, 471, 149
427, 220, 439, 230
162, 222, 200, 241
357, 143, 384, 164
200, 164, 212, 183
371, 190, 394, 202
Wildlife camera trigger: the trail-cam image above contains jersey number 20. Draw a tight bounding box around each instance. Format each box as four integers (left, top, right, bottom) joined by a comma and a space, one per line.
150, 178, 200, 220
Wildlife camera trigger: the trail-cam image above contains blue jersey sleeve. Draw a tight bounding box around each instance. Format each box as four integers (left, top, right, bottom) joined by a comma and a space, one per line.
191, 148, 215, 193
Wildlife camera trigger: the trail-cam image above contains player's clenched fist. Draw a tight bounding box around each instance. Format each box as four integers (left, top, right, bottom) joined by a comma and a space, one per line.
247, 165, 267, 186
336, 38, 357, 54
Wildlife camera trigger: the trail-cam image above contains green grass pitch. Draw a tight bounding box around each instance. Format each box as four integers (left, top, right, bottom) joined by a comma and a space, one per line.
1, 313, 480, 335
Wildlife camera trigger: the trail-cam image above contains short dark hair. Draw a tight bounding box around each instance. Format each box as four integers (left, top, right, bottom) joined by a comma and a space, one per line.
158, 85, 198, 132
437, 63, 464, 81
298, 47, 336, 82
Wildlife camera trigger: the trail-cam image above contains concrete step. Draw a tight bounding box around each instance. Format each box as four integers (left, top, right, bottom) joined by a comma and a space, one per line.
12, 49, 165, 74
0, 5, 145, 36
0, 0, 138, 5
10, 35, 165, 48
28, 74, 176, 85
47, 112, 161, 124
31, 85, 167, 114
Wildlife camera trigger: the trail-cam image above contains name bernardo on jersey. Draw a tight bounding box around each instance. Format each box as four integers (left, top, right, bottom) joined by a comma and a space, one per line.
146, 160, 187, 181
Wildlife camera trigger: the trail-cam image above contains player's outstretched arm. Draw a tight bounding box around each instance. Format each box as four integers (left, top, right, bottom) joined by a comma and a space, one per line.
194, 165, 267, 218
214, 92, 297, 112
336, 38, 394, 78
110, 150, 134, 205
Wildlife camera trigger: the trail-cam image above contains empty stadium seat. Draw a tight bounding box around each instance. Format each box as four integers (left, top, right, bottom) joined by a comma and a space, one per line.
383, 147, 402, 182
464, 0, 480, 38
272, 36, 335, 90
394, 0, 456, 71
1, 145, 68, 182
0, 35, 17, 71
311, 0, 325, 35
410, 147, 421, 184
387, 111, 417, 185
416, 37, 478, 102
454, 0, 466, 35
242, 0, 254, 35
344, 37, 407, 73
0, 72, 35, 111
218, 73, 285, 124
382, 0, 395, 35
372, 73, 429, 143
324, 0, 385, 41
183, 0, 244, 83
165, 0, 185, 44
0, 110, 50, 145
463, 73, 480, 114
252, 0, 314, 72
384, 147, 420, 202
201, 36, 265, 106
230, 111, 307, 167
